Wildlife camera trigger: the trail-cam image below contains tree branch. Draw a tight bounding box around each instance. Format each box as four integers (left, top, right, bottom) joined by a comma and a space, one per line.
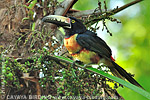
68, 0, 143, 18
68, 9, 103, 17
54, 0, 78, 16
111, 0, 143, 15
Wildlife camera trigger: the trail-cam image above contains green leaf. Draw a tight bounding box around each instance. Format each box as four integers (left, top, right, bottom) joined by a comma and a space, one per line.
22, 17, 30, 22
27, 0, 33, 3
23, 5, 29, 9
32, 22, 35, 31
86, 67, 150, 99
51, 55, 150, 99
55, 55, 74, 63
28, 0, 37, 9
29, 10, 34, 20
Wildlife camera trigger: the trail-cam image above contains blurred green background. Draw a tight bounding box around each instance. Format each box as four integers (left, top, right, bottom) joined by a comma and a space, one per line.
72, 0, 150, 100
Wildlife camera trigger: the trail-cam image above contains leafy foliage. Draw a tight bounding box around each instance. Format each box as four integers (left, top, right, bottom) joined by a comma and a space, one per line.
1, 47, 123, 99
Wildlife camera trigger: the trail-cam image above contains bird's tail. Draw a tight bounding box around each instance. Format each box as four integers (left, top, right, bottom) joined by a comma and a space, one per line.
109, 61, 144, 89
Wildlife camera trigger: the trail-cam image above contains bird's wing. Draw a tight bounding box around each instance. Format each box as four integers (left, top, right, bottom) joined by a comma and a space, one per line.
77, 31, 144, 89
76, 31, 112, 60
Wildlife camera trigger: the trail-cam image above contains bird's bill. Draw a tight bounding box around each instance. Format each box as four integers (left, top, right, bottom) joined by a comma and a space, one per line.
42, 15, 71, 28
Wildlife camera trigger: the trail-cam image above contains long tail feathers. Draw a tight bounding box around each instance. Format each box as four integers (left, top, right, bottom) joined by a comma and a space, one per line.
110, 61, 144, 89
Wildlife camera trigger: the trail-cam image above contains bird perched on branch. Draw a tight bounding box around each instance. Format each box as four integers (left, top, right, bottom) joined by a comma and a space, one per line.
42, 15, 143, 89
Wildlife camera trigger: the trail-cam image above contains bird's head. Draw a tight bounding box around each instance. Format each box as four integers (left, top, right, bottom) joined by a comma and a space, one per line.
42, 15, 86, 37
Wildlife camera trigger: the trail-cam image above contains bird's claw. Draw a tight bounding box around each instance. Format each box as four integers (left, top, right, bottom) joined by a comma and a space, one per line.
71, 60, 83, 68
83, 63, 92, 68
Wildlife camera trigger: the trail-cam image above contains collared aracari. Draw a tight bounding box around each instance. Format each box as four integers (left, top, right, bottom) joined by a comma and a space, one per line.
42, 15, 143, 89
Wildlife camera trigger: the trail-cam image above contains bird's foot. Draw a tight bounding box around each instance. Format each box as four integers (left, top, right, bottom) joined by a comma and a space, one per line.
83, 63, 92, 68
71, 60, 83, 68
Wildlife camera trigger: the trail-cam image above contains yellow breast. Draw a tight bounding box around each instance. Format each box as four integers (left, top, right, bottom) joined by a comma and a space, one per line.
64, 34, 82, 54
72, 48, 100, 64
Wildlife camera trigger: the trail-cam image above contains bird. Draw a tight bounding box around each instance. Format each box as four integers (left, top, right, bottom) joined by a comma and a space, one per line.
42, 15, 143, 89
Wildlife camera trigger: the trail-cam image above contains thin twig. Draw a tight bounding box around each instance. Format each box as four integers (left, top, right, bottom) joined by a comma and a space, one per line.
68, 0, 143, 20
111, 0, 143, 15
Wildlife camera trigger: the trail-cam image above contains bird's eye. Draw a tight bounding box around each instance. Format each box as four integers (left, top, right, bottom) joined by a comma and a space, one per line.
71, 20, 75, 23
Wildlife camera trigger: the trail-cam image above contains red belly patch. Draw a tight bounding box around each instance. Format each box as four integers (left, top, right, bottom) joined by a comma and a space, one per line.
90, 54, 100, 64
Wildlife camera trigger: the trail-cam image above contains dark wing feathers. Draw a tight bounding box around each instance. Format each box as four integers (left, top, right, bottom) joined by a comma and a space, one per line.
76, 30, 112, 60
